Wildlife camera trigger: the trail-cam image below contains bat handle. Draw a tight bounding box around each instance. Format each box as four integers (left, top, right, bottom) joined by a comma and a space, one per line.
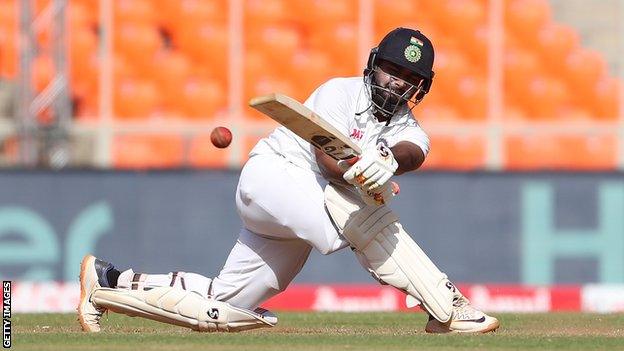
337, 155, 360, 172
345, 156, 359, 165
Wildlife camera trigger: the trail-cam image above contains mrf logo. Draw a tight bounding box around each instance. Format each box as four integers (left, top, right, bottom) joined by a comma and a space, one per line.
207, 308, 219, 320
350, 129, 364, 141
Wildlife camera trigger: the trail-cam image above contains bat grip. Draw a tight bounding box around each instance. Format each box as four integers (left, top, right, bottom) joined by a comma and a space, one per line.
345, 156, 359, 165
337, 155, 360, 172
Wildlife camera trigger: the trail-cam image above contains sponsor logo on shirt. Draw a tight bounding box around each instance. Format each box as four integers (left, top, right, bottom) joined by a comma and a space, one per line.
350, 129, 364, 141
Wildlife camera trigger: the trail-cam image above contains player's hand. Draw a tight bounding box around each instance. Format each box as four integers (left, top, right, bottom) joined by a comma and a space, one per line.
357, 181, 400, 206
343, 143, 398, 191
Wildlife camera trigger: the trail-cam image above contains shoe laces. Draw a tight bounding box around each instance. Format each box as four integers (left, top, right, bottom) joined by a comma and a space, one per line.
89, 306, 106, 321
452, 296, 483, 321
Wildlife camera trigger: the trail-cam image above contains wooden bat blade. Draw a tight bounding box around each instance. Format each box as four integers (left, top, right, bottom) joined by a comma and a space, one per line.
249, 93, 361, 160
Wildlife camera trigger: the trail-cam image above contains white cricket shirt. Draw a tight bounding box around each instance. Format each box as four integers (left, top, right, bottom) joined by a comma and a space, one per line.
249, 77, 431, 175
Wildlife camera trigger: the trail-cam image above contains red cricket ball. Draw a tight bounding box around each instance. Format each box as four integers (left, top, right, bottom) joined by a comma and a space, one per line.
210, 126, 232, 148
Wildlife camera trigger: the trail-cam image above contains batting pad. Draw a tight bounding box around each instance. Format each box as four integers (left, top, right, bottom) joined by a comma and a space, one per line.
324, 184, 455, 322
91, 286, 277, 332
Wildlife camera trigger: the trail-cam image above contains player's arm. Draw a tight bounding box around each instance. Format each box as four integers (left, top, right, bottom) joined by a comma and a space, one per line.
391, 141, 425, 175
314, 147, 350, 185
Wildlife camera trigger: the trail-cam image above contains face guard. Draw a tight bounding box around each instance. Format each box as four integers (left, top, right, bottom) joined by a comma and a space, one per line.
364, 66, 427, 119
361, 28, 435, 121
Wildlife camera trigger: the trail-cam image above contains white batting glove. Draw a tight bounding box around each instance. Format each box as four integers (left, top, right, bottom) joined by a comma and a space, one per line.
357, 181, 400, 206
343, 143, 398, 191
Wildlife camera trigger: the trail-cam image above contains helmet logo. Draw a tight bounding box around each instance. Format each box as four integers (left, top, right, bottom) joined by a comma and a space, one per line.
404, 45, 421, 63
405, 36, 424, 63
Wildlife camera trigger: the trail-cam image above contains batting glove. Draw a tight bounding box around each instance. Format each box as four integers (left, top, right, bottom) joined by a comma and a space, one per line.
357, 181, 400, 206
343, 143, 398, 191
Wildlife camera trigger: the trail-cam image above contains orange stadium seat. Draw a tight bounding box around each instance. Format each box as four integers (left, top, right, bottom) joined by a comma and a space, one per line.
68, 19, 97, 107
562, 48, 607, 97
287, 50, 334, 99
165, 0, 226, 33
308, 23, 359, 76
156, 0, 180, 31
112, 54, 137, 81
0, 28, 17, 78
179, 79, 226, 120
113, 135, 185, 169
503, 47, 544, 110
536, 23, 580, 73
432, 48, 474, 105
374, 0, 424, 33
113, 79, 160, 119
0, 0, 17, 53
70, 55, 98, 104
421, 134, 487, 170
37, 30, 53, 50
505, 0, 551, 38
417, 81, 445, 108
0, 1, 16, 28
429, 0, 486, 34
514, 74, 570, 120
70, 26, 98, 64
68, 1, 98, 28
245, 0, 291, 26
501, 104, 530, 122
71, 37, 105, 120
455, 24, 488, 72
173, 23, 228, 81
114, 24, 162, 65
416, 104, 462, 122
292, 0, 356, 27
72, 0, 99, 22
34, 0, 51, 14
150, 51, 192, 115
452, 75, 487, 120
245, 25, 302, 65
245, 75, 297, 100
505, 133, 617, 170
33, 56, 54, 92
559, 106, 595, 122
114, 0, 158, 26
589, 77, 619, 120
244, 50, 274, 89
188, 134, 230, 168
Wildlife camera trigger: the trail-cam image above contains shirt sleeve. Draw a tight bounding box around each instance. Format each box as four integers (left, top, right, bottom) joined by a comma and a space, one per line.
303, 79, 352, 138
385, 118, 431, 157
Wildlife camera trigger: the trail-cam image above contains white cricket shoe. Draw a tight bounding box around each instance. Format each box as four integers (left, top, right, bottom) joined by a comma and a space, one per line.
425, 296, 500, 334
77, 254, 115, 332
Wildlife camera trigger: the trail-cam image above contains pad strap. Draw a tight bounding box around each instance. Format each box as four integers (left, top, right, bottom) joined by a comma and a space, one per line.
91, 286, 277, 332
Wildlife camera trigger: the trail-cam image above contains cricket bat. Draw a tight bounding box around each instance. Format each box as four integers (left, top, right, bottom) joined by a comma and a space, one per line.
249, 93, 361, 161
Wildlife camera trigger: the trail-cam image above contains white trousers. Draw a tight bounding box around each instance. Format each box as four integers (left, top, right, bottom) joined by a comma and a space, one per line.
118, 154, 350, 309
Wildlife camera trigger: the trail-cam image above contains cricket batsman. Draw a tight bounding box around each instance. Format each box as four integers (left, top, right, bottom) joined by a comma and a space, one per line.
78, 27, 500, 334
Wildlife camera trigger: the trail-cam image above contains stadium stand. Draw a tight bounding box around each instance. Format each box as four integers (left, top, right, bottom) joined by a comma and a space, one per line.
0, 0, 620, 170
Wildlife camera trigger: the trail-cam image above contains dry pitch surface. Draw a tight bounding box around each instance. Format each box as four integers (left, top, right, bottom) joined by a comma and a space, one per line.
12, 312, 624, 350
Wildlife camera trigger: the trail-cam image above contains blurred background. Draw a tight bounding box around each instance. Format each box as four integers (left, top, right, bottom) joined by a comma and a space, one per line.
1, 0, 623, 313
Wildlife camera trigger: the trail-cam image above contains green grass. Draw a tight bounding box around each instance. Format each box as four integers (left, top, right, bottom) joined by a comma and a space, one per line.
11, 312, 624, 350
